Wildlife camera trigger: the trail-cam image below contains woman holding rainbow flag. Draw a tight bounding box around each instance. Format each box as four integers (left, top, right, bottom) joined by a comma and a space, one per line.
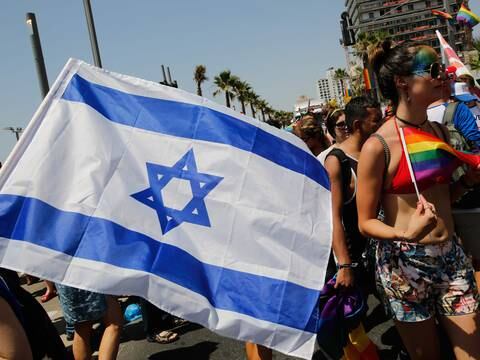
356, 40, 480, 359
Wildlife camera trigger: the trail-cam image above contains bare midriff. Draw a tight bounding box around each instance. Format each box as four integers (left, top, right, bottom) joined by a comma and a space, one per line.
383, 184, 454, 244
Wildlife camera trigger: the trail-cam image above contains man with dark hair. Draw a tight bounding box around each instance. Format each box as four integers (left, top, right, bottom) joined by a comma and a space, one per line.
324, 95, 382, 287
320, 96, 382, 359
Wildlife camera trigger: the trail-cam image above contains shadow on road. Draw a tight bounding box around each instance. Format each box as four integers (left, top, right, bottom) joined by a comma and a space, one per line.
148, 341, 219, 360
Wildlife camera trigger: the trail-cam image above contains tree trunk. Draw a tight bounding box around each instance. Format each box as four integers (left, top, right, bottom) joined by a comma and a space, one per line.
225, 92, 231, 108
250, 103, 256, 118
196, 83, 202, 97
240, 100, 246, 114
261, 109, 265, 121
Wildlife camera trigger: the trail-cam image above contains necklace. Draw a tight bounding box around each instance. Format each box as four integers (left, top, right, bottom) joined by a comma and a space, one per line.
396, 115, 428, 128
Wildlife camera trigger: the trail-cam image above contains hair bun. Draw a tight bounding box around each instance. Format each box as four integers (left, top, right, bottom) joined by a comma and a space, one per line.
369, 40, 392, 73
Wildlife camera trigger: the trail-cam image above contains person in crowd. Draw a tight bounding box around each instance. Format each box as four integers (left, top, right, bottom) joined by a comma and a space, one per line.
139, 298, 180, 344
245, 113, 331, 360
293, 113, 331, 156
458, 73, 480, 101
0, 268, 67, 359
427, 80, 480, 149
318, 109, 350, 164
41, 280, 57, 303
321, 96, 382, 359
456, 75, 480, 130
324, 96, 382, 287
56, 285, 123, 360
357, 40, 480, 359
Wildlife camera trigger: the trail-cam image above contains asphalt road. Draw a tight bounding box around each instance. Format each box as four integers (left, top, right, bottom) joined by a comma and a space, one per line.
26, 280, 402, 360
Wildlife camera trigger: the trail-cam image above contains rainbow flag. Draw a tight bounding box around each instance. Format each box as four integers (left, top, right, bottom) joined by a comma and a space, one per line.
403, 127, 480, 185
363, 69, 372, 91
432, 9, 453, 22
457, 3, 480, 28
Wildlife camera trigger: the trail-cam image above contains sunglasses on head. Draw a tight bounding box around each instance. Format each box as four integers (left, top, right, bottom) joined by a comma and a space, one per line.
412, 62, 448, 80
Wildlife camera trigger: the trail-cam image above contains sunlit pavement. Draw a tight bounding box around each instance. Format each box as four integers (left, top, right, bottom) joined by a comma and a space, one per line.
25, 280, 400, 360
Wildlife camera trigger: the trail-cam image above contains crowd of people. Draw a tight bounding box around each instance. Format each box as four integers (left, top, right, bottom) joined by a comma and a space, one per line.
1, 40, 480, 360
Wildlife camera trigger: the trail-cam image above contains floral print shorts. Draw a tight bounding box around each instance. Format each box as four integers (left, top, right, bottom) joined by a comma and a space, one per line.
377, 237, 479, 322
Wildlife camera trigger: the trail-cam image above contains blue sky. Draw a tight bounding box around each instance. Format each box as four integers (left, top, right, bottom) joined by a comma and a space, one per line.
1, 1, 479, 161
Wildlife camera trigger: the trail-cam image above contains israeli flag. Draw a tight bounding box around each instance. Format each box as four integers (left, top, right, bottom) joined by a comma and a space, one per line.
0, 59, 331, 359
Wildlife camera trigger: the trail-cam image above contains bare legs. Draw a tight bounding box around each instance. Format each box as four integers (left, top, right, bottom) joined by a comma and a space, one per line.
40, 280, 57, 303
440, 312, 480, 360
245, 342, 272, 360
97, 296, 123, 360
72, 296, 123, 360
395, 312, 480, 360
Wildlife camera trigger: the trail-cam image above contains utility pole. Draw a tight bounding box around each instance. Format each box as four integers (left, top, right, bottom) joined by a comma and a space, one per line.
3, 127, 23, 141
462, 0, 473, 51
83, 0, 102, 67
160, 65, 178, 88
443, 0, 457, 51
25, 13, 49, 98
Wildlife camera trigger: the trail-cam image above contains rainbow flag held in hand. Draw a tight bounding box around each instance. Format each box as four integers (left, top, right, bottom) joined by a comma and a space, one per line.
402, 127, 480, 184
457, 3, 480, 28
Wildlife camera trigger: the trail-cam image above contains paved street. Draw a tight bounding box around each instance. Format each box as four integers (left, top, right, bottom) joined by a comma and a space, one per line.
26, 280, 402, 360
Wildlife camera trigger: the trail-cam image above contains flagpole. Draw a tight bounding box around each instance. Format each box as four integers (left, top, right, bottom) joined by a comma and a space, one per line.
398, 126, 421, 201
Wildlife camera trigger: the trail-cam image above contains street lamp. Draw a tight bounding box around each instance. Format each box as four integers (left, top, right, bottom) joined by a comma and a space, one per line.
3, 127, 23, 141
83, 0, 102, 68
25, 13, 50, 98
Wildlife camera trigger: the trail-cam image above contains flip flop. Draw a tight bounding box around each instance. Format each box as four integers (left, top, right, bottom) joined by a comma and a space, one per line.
40, 291, 57, 303
148, 330, 179, 344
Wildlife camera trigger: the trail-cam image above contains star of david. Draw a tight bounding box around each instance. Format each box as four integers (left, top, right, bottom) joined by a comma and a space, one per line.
131, 149, 223, 234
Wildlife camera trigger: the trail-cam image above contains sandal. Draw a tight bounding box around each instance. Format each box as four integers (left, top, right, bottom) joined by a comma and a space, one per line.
148, 330, 179, 344
172, 317, 188, 327
40, 290, 57, 303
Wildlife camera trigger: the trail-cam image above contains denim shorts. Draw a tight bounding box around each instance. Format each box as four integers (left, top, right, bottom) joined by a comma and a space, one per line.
376, 236, 479, 322
56, 284, 106, 325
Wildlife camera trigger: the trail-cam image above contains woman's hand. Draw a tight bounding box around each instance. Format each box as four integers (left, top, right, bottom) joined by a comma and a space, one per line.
335, 267, 354, 289
403, 195, 437, 242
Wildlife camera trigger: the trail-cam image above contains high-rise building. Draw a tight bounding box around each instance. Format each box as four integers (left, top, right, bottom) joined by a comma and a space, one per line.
344, 0, 467, 51
317, 68, 346, 107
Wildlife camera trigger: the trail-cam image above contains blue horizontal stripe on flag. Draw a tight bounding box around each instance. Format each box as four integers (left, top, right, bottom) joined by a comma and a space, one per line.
0, 194, 319, 333
61, 74, 329, 191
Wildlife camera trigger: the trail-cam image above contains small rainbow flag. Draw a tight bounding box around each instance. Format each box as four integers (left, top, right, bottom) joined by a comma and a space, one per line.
457, 3, 480, 28
363, 69, 372, 91
402, 127, 480, 186
432, 9, 453, 21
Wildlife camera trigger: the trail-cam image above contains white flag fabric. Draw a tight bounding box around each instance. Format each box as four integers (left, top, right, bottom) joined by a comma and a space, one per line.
0, 59, 332, 359
436, 30, 479, 86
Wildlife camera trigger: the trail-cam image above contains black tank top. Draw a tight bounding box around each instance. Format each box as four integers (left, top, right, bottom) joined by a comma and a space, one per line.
327, 149, 368, 263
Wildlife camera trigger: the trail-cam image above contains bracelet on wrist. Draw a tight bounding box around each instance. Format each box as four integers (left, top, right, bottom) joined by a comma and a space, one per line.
459, 175, 474, 190
337, 262, 358, 270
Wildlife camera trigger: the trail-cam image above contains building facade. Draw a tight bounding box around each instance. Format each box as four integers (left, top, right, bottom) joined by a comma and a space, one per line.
344, 0, 467, 51
317, 68, 346, 107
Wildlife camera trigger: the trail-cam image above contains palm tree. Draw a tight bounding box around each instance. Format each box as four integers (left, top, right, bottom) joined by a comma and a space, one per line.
354, 31, 388, 99
245, 91, 259, 118
349, 66, 366, 97
334, 68, 349, 96
232, 80, 251, 114
193, 65, 208, 97
256, 99, 269, 121
213, 70, 238, 108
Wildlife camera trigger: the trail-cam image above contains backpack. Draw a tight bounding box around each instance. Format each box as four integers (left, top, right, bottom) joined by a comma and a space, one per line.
442, 102, 476, 153
442, 102, 479, 209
